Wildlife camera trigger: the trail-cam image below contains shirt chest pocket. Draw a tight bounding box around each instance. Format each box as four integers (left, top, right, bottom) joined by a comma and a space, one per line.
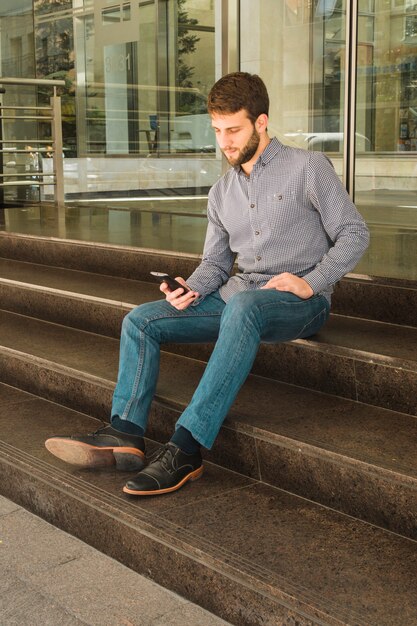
266, 191, 314, 229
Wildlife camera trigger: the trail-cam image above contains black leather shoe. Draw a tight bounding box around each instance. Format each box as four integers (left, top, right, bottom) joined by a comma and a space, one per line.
45, 424, 146, 471
123, 442, 203, 496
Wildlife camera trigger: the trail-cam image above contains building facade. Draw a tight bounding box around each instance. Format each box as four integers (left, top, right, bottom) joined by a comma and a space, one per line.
0, 0, 416, 281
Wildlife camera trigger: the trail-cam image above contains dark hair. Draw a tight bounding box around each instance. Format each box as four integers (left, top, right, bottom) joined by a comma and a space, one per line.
207, 72, 269, 123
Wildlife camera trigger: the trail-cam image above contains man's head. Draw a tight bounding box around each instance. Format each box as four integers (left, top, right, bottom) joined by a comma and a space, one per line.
207, 72, 270, 169
207, 72, 269, 122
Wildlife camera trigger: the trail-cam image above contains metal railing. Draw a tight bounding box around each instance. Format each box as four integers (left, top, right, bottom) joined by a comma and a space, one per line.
0, 77, 66, 207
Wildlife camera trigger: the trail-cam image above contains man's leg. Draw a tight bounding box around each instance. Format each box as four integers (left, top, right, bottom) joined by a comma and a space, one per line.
124, 290, 329, 495
45, 292, 226, 470
111, 292, 225, 429
177, 290, 330, 448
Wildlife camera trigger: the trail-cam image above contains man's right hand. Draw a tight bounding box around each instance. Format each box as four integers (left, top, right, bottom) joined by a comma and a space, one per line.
160, 277, 199, 310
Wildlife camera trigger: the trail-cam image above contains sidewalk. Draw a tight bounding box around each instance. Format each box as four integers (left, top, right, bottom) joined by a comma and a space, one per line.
0, 495, 231, 626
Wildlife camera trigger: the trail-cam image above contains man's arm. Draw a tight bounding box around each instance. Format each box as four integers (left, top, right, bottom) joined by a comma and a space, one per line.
161, 193, 234, 310
185, 194, 235, 299
262, 152, 369, 299
302, 152, 369, 294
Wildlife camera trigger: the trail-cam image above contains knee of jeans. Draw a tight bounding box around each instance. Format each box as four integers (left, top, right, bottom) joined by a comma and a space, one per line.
122, 302, 154, 333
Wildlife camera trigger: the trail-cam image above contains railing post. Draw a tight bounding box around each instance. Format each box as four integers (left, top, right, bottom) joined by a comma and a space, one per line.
51, 87, 64, 207
0, 88, 4, 207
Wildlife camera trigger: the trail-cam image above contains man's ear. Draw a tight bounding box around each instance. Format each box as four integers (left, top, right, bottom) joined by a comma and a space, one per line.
256, 113, 269, 134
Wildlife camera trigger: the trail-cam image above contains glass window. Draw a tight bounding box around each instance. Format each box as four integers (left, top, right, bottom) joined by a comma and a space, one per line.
0, 0, 38, 203
0, 0, 219, 204
354, 0, 417, 280
74, 0, 216, 158
34, 0, 76, 157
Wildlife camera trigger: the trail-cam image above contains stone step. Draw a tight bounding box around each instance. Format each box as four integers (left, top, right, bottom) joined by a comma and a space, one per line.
1, 231, 416, 327
0, 309, 415, 540
0, 231, 200, 284
0, 257, 416, 417
1, 384, 416, 626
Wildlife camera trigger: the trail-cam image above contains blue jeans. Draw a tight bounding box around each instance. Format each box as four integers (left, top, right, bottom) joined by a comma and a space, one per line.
111, 289, 330, 449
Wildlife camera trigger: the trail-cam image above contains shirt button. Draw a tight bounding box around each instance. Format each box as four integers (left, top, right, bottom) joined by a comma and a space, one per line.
250, 203, 255, 208
255, 231, 260, 235
256, 256, 262, 261
249, 280, 254, 284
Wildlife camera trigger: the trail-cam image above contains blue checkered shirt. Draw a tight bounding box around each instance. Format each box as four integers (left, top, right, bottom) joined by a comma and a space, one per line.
187, 138, 369, 302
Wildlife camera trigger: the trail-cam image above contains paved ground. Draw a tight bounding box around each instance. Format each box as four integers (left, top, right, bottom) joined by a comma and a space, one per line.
0, 495, 231, 626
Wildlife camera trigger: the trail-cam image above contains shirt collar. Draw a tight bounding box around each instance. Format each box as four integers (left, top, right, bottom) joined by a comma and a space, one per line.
234, 137, 284, 175
259, 137, 284, 165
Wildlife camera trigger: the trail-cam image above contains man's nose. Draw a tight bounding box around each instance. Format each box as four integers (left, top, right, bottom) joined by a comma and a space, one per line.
216, 133, 230, 149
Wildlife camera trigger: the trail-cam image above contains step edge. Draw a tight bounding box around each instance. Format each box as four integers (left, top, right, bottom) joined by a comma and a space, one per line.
0, 344, 115, 390
295, 336, 417, 371
330, 311, 417, 331
235, 424, 417, 485
0, 231, 202, 261
0, 277, 129, 309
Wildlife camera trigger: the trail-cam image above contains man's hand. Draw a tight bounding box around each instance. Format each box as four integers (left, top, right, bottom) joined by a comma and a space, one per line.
261, 272, 314, 299
160, 277, 199, 310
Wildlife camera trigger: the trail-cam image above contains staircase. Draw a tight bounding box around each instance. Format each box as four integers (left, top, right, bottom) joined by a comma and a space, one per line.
0, 230, 416, 626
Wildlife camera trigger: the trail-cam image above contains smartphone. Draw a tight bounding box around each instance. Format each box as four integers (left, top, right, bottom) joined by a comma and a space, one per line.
150, 271, 190, 293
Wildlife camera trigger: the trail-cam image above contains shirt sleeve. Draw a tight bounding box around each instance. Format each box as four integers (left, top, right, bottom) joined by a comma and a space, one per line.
302, 152, 370, 294
186, 191, 235, 299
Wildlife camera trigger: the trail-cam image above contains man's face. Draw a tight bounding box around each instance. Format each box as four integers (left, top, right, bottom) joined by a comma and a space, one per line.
211, 110, 261, 167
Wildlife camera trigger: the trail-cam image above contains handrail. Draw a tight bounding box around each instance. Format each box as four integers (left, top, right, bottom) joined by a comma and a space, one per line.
0, 77, 65, 207
0, 77, 65, 88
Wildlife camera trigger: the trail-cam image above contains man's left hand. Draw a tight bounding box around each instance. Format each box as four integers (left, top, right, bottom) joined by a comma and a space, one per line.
261, 272, 314, 299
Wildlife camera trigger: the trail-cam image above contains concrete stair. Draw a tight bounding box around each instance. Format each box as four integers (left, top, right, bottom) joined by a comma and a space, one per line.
0, 231, 416, 625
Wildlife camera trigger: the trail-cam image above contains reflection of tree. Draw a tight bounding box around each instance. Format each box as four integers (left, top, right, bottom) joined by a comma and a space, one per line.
177, 0, 201, 112
34, 0, 72, 16
34, 0, 76, 155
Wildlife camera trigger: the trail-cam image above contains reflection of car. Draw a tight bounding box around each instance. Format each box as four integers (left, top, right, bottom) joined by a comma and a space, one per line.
170, 113, 215, 153
168, 89, 215, 153
284, 132, 372, 152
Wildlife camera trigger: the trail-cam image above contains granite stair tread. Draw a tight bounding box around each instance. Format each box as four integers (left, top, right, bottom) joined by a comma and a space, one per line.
0, 308, 415, 490
1, 384, 416, 626
0, 257, 159, 305
310, 314, 417, 366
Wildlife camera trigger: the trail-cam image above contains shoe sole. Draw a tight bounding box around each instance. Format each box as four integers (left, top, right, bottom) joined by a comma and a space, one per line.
122, 465, 204, 496
44, 439, 145, 471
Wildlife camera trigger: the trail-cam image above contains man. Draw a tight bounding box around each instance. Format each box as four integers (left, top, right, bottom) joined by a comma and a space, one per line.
45, 72, 369, 496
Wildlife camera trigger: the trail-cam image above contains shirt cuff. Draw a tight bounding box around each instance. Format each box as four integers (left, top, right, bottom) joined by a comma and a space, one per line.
302, 268, 329, 294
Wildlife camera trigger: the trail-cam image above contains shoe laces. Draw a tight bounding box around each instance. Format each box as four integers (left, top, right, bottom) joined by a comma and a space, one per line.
149, 444, 175, 472
90, 423, 110, 437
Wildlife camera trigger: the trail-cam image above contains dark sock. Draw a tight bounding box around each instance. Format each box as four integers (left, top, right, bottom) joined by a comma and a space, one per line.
111, 415, 144, 437
170, 426, 201, 455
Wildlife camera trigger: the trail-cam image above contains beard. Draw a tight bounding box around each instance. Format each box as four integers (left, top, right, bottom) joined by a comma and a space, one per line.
222, 126, 261, 167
